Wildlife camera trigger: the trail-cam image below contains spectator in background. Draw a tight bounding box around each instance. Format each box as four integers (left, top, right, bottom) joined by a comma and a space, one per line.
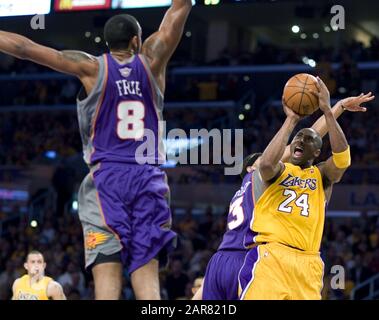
316, 54, 337, 95
197, 75, 219, 101
40, 220, 56, 244
57, 261, 86, 297
0, 261, 17, 299
165, 259, 189, 300
336, 54, 361, 97
191, 276, 204, 298
198, 206, 214, 238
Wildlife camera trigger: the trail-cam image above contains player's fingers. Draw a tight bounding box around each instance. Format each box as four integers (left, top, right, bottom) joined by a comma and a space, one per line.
308, 89, 319, 97
364, 96, 375, 102
316, 76, 325, 88
358, 95, 374, 104
355, 106, 367, 112
318, 78, 330, 94
364, 94, 375, 101
314, 80, 321, 91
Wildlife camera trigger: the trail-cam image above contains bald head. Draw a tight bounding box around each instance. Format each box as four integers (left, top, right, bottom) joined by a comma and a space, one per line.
298, 128, 323, 149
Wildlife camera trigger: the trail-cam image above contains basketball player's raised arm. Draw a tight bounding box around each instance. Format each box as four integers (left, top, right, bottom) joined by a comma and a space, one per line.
315, 77, 351, 184
280, 92, 374, 162
259, 102, 300, 182
47, 280, 66, 300
141, 0, 192, 89
0, 31, 98, 80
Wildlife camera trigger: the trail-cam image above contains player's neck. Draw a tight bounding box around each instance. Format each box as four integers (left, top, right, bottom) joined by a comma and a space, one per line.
110, 49, 135, 61
300, 162, 313, 169
291, 160, 313, 169
29, 274, 43, 284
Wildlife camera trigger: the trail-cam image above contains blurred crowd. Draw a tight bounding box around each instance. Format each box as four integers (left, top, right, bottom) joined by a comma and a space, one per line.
206, 38, 379, 67
0, 112, 81, 166
0, 205, 377, 300
1, 38, 378, 105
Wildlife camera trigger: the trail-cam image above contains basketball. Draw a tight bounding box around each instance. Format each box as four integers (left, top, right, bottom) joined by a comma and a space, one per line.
283, 73, 319, 116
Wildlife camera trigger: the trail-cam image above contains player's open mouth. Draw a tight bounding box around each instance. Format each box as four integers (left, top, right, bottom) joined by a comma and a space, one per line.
294, 146, 304, 157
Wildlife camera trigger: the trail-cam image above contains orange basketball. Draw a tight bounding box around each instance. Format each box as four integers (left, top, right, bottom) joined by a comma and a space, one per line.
283, 73, 319, 116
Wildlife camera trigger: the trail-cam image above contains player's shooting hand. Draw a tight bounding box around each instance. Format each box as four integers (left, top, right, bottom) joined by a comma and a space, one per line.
282, 96, 302, 121
313, 76, 331, 114
340, 92, 375, 112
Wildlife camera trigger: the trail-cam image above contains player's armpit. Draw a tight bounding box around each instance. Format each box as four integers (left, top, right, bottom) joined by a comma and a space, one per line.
259, 161, 285, 183
317, 154, 349, 184
47, 281, 67, 300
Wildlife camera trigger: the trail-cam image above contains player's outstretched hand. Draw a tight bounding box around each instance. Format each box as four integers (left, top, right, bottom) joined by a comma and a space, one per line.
313, 76, 331, 113
340, 92, 375, 112
282, 96, 302, 121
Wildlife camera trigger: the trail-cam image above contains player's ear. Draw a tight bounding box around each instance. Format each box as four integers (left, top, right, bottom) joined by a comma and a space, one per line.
314, 149, 321, 158
24, 263, 28, 271
131, 36, 139, 52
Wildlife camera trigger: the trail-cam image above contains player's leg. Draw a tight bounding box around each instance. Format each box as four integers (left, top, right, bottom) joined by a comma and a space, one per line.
78, 168, 125, 300
223, 250, 247, 300
202, 253, 222, 300
92, 258, 123, 300
128, 166, 177, 300
239, 244, 291, 300
130, 258, 160, 300
291, 253, 324, 300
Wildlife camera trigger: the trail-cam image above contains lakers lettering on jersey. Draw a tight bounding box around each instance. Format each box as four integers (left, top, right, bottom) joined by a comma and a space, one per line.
13, 275, 52, 300
251, 162, 326, 252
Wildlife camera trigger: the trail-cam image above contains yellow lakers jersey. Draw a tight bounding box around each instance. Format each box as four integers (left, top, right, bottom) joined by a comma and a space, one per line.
13, 275, 52, 300
252, 162, 325, 252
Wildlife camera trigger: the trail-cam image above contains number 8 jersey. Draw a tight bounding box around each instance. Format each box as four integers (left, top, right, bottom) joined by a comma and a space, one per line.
251, 162, 326, 252
77, 54, 165, 166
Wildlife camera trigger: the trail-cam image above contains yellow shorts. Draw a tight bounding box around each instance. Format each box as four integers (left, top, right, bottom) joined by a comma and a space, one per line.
239, 242, 324, 300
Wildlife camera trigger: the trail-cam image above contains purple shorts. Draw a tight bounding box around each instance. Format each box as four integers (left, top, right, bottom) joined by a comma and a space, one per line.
78, 162, 177, 274
203, 250, 247, 300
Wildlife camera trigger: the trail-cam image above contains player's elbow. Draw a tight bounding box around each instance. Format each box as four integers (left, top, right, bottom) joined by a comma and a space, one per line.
13, 40, 31, 60
329, 169, 348, 184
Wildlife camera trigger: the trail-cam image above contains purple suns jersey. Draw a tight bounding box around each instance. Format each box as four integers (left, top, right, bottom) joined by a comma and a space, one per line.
77, 53, 165, 166
218, 171, 257, 251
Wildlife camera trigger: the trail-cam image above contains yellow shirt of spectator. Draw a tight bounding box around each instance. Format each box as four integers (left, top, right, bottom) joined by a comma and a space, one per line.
13, 274, 52, 300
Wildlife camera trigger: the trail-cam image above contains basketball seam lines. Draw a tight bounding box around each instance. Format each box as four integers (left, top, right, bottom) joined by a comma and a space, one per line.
298, 75, 308, 114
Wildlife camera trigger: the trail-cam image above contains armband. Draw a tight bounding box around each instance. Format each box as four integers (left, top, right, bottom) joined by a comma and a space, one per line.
332, 146, 351, 169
